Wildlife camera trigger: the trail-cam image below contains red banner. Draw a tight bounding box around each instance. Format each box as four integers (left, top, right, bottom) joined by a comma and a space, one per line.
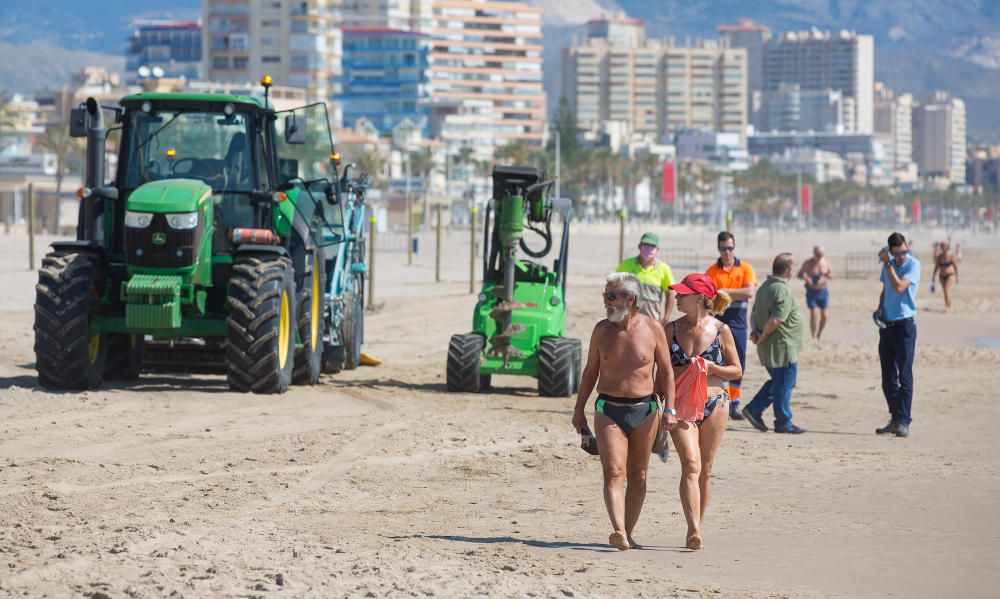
662, 161, 675, 204
912, 198, 921, 224
800, 184, 811, 213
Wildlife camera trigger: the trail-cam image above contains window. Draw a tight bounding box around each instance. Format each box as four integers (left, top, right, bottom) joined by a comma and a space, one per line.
213, 56, 230, 69
262, 55, 281, 64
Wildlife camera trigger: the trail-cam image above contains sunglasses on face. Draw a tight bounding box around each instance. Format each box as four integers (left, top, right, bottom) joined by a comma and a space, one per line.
719, 246, 735, 252
602, 291, 630, 301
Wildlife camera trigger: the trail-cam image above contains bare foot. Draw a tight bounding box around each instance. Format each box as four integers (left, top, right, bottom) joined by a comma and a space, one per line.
686, 532, 702, 550
627, 535, 643, 550
609, 531, 629, 551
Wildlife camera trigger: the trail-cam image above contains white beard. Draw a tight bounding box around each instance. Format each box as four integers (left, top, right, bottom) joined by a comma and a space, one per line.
606, 306, 629, 322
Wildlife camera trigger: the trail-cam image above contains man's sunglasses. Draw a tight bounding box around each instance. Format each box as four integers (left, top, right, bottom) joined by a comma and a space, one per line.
719, 246, 735, 252
602, 291, 631, 301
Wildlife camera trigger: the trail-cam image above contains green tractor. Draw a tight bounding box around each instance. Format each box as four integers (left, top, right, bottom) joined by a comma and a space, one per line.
446, 166, 581, 396
33, 81, 365, 393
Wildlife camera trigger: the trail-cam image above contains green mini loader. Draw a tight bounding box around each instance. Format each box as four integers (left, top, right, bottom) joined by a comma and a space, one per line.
33, 79, 367, 393
446, 166, 581, 396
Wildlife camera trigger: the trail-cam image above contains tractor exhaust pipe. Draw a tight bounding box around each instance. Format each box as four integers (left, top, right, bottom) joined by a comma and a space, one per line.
79, 97, 106, 242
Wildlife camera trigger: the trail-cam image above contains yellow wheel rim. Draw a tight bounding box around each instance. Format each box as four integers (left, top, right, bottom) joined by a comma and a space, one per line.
310, 266, 320, 351
88, 334, 101, 364
278, 290, 290, 369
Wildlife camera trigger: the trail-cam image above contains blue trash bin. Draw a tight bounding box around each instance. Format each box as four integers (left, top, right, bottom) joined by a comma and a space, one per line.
412, 237, 419, 254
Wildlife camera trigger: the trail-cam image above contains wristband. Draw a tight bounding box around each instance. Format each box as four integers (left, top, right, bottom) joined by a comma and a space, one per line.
665, 407, 677, 416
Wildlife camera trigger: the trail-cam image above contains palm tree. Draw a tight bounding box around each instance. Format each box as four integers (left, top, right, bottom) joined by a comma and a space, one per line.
36, 124, 83, 233
354, 148, 386, 189
407, 147, 437, 228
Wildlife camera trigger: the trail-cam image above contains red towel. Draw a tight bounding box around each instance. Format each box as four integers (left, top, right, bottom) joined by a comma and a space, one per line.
674, 357, 708, 422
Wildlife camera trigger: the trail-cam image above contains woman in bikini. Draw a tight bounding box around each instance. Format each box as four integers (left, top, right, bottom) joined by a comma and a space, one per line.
663, 273, 742, 550
933, 240, 959, 313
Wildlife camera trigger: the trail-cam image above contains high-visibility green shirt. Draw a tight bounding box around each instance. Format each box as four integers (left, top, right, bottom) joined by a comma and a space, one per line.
616, 257, 675, 320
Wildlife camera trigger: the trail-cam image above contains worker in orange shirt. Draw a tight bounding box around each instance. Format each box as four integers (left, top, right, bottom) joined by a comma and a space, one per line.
705, 231, 757, 420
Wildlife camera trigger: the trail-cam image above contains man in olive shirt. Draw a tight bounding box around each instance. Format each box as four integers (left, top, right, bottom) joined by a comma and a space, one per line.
742, 253, 806, 434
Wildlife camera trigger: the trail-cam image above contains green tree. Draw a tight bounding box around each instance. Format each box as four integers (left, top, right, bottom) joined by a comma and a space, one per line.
354, 148, 386, 189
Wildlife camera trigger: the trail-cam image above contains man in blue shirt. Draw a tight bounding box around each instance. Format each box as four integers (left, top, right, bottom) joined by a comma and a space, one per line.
875, 232, 920, 438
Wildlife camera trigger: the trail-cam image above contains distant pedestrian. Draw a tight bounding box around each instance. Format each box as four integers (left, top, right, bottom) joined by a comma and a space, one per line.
797, 246, 834, 340
705, 231, 757, 420
616, 232, 677, 323
932, 240, 958, 313
875, 232, 921, 438
742, 253, 806, 434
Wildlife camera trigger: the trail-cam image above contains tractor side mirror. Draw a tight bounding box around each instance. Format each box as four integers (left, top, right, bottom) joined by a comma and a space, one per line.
69, 108, 88, 138
284, 114, 306, 145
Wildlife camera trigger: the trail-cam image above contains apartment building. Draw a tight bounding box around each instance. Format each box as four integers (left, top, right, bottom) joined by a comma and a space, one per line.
563, 32, 747, 142
762, 29, 874, 133
912, 90, 966, 184
339, 27, 429, 135
202, 0, 342, 110
717, 18, 770, 122
757, 84, 851, 133
426, 0, 546, 155
341, 0, 433, 30
126, 20, 204, 84
873, 81, 913, 171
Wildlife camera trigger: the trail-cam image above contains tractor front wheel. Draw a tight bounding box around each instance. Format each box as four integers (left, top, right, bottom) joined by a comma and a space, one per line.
34, 250, 107, 390
537, 337, 579, 397
226, 255, 297, 394
293, 251, 325, 385
447, 333, 484, 393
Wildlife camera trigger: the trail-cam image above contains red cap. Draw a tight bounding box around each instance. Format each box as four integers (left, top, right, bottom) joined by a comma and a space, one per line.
669, 273, 717, 298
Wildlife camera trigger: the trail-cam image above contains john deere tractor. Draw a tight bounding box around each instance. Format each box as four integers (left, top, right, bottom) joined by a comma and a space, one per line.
446, 166, 580, 396
33, 79, 367, 393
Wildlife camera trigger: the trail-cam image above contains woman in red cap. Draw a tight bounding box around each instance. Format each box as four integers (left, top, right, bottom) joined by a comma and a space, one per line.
663, 273, 742, 550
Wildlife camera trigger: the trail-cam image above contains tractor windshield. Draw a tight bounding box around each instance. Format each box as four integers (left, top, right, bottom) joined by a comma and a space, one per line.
123, 110, 254, 193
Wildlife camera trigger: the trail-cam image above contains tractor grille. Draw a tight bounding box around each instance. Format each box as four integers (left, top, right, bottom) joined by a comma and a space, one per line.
125, 214, 201, 269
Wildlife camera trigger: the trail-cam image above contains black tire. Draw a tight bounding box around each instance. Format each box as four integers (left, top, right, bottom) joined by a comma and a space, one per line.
446, 333, 484, 393
34, 250, 107, 390
104, 333, 143, 380
341, 290, 362, 370
293, 251, 325, 385
568, 338, 582, 394
225, 255, 297, 394
538, 337, 578, 397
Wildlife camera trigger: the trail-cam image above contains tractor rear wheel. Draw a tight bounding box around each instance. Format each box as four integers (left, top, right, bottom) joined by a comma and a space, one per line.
34, 250, 107, 390
104, 333, 144, 380
447, 333, 484, 393
293, 251, 325, 385
341, 290, 362, 370
537, 337, 578, 397
226, 255, 297, 394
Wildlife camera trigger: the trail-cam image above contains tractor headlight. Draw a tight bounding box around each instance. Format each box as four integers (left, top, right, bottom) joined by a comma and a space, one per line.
166, 211, 198, 230
477, 292, 488, 303
124, 210, 153, 228
549, 295, 561, 306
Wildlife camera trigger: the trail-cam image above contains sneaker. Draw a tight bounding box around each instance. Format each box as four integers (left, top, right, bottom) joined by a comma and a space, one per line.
729, 399, 745, 420
775, 424, 806, 434
875, 420, 899, 435
894, 423, 910, 438
741, 407, 768, 432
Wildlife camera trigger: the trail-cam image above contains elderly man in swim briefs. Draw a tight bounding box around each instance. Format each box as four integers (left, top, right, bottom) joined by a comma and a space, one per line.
797, 245, 834, 340
572, 272, 675, 551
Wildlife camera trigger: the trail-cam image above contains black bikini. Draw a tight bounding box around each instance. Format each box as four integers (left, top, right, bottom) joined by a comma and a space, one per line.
669, 322, 728, 423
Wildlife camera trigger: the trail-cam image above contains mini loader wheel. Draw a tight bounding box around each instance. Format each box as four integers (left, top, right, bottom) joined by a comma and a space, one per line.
34, 250, 107, 390
447, 333, 485, 393
537, 337, 578, 397
226, 255, 297, 394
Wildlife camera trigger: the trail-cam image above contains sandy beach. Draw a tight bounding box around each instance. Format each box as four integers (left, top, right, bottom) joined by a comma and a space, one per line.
1, 223, 998, 598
